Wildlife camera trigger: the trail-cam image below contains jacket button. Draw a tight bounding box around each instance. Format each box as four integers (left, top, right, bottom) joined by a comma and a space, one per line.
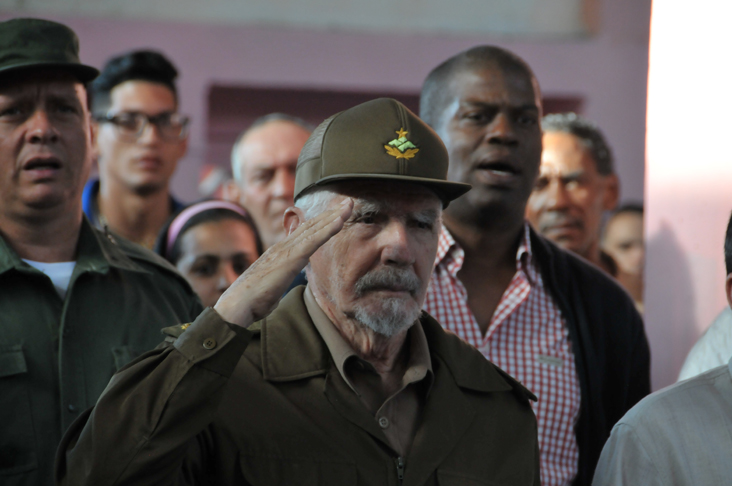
203, 338, 217, 350
68, 404, 77, 413
378, 416, 389, 429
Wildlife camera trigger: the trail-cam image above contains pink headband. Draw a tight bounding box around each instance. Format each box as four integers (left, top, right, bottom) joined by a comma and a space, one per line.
166, 200, 249, 255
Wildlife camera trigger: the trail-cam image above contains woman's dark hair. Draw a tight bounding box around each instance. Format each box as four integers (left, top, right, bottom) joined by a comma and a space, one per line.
154, 202, 264, 265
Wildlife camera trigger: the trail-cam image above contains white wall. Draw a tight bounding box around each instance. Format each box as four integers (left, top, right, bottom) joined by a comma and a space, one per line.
644, 0, 732, 389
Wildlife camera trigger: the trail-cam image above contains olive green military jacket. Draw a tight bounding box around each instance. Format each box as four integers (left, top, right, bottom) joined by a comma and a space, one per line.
0, 218, 203, 486
57, 286, 540, 486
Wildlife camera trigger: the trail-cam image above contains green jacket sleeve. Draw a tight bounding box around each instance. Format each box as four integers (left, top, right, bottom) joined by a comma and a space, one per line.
55, 308, 252, 486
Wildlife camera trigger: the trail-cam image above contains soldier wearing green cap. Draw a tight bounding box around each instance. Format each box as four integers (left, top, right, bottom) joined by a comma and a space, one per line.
57, 98, 540, 486
0, 18, 203, 485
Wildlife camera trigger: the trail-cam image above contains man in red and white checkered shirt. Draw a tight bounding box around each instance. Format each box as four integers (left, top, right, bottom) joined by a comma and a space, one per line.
419, 46, 650, 486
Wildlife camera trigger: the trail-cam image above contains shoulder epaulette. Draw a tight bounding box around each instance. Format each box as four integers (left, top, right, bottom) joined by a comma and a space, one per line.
161, 322, 191, 340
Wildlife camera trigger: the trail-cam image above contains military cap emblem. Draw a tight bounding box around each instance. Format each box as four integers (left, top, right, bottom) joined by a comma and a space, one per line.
384, 128, 419, 160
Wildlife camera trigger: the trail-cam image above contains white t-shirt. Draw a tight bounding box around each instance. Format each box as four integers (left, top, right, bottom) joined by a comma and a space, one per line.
22, 259, 77, 299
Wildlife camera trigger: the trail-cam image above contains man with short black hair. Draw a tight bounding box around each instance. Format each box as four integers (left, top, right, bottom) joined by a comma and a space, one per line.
0, 18, 202, 485
84, 50, 189, 248
420, 45, 650, 486
226, 113, 312, 249
526, 113, 619, 274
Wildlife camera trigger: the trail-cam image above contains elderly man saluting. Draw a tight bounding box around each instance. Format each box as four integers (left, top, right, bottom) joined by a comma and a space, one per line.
57, 98, 540, 485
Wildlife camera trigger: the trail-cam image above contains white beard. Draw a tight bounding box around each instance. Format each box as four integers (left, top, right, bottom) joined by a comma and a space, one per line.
351, 296, 421, 337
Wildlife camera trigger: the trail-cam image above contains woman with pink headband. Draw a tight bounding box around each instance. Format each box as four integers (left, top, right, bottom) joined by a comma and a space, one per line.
154, 200, 263, 308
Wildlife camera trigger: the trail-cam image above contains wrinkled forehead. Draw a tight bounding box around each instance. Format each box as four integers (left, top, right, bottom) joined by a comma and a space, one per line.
449, 62, 541, 109
540, 132, 597, 174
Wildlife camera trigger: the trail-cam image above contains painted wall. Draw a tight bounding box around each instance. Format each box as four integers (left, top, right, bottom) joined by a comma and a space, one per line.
0, 0, 650, 205
644, 0, 732, 389
1, 0, 597, 37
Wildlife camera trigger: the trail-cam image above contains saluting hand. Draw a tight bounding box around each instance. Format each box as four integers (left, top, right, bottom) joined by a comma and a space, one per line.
214, 198, 353, 328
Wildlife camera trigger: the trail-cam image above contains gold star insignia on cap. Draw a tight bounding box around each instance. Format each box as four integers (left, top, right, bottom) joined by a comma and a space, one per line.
385, 127, 419, 160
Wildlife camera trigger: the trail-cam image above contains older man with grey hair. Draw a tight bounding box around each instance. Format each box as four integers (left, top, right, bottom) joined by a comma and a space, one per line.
226, 114, 312, 249
526, 112, 620, 274
58, 98, 541, 486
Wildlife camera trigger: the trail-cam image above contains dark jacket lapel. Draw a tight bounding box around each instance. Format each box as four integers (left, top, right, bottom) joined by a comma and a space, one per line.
404, 313, 534, 485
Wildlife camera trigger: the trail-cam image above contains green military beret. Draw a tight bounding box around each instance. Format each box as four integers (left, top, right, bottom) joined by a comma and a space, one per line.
0, 17, 98, 82
294, 98, 471, 207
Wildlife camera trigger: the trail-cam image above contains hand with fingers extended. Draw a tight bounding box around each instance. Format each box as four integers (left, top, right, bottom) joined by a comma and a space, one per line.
214, 198, 353, 328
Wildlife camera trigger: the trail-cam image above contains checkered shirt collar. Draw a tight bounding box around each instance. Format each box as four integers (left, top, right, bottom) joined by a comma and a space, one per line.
435, 222, 538, 285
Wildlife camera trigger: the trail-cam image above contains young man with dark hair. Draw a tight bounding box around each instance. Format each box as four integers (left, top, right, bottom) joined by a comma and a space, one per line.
420, 45, 650, 486
0, 19, 202, 485
83, 50, 189, 248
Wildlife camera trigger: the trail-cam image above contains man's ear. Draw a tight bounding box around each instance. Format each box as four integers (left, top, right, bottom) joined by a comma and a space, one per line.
725, 273, 732, 308
90, 120, 100, 161
221, 180, 241, 204
283, 207, 305, 237
603, 173, 620, 211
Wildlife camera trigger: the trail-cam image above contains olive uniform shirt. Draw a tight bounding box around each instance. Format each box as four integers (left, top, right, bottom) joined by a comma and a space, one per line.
57, 286, 540, 486
304, 286, 433, 457
0, 218, 203, 486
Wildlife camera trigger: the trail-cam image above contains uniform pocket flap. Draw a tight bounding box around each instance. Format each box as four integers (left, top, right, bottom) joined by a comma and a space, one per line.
0, 345, 27, 378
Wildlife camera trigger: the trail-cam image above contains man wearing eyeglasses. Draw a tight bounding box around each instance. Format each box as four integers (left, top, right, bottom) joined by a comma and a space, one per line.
83, 50, 189, 249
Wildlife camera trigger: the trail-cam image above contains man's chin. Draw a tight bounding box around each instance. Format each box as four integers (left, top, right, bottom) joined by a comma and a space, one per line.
127, 176, 169, 197
350, 297, 421, 338
21, 185, 74, 211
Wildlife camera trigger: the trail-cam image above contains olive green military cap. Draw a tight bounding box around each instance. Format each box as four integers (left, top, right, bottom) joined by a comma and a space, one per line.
0, 18, 98, 82
295, 98, 471, 206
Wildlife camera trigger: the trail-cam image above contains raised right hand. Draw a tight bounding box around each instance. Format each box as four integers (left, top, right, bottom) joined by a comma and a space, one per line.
213, 198, 353, 328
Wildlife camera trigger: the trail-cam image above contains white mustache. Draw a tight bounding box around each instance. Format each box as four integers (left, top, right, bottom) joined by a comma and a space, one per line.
354, 267, 421, 297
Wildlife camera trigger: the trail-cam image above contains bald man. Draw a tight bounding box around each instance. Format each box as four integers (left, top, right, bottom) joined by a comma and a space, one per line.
226, 114, 312, 249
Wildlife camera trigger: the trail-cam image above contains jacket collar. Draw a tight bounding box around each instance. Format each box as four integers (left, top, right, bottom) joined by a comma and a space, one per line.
0, 216, 148, 277
259, 286, 331, 382
259, 286, 520, 395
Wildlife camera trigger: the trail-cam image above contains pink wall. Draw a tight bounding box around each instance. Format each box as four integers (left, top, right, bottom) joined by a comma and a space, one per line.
1, 0, 650, 204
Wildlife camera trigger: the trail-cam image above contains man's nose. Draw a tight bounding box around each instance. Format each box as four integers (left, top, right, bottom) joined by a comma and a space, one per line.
380, 221, 415, 266
545, 179, 571, 210
137, 122, 163, 145
26, 109, 59, 144
271, 168, 295, 201
486, 112, 518, 147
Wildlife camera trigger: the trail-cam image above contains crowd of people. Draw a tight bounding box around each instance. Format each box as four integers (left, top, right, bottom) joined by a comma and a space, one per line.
0, 16, 729, 486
